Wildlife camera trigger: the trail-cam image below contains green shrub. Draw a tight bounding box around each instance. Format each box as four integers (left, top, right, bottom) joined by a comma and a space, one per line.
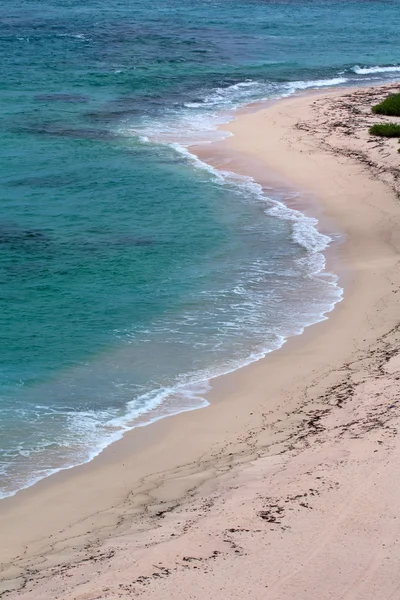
372, 93, 400, 116
369, 123, 400, 137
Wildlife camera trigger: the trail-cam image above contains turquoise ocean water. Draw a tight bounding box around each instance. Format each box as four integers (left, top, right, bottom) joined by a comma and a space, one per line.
1, 0, 400, 498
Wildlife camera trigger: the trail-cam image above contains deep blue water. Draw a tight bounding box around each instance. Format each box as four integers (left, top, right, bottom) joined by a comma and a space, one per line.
1, 0, 400, 497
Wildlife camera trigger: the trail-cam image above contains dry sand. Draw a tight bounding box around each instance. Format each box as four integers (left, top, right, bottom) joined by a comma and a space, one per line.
1, 83, 400, 599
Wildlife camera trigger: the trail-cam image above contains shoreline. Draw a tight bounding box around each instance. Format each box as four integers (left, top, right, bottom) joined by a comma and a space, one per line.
0, 94, 347, 504
0, 80, 393, 504
2, 82, 400, 598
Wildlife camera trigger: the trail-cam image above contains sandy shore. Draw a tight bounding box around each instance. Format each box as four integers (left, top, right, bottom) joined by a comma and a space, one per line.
1, 83, 400, 599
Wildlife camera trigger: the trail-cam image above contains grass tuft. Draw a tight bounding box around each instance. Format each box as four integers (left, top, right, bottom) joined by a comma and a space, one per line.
369, 123, 400, 137
372, 93, 400, 116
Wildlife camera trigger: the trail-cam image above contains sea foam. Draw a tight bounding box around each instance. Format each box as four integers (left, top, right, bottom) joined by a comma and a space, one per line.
353, 64, 400, 75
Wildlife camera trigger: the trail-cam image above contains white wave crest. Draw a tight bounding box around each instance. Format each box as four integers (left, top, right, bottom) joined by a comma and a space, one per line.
287, 77, 348, 92
352, 65, 400, 75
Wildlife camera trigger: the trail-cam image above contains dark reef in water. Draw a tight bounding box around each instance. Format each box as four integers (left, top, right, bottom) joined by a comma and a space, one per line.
6, 173, 83, 188
34, 93, 90, 103
79, 236, 156, 253
13, 123, 117, 141
84, 108, 140, 124
0, 225, 50, 247
0, 225, 156, 255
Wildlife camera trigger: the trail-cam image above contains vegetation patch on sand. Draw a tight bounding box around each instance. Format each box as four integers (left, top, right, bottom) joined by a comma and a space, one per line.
369, 123, 400, 137
372, 93, 400, 116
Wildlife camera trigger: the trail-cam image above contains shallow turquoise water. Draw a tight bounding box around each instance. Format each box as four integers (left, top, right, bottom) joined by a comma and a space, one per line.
1, 0, 400, 497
